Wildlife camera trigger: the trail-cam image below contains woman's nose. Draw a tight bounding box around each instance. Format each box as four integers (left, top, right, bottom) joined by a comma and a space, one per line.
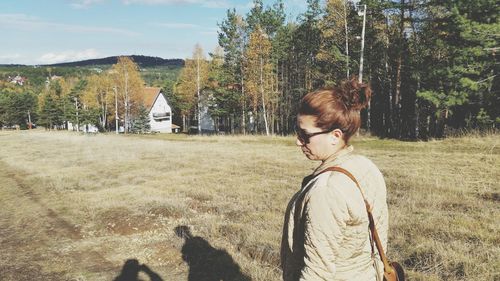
296, 137, 303, 146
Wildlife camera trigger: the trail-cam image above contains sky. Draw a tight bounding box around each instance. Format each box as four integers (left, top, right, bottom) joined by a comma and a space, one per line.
0, 0, 308, 65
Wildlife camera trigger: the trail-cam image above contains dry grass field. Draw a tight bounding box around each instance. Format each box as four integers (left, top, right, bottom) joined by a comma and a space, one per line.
0, 130, 498, 281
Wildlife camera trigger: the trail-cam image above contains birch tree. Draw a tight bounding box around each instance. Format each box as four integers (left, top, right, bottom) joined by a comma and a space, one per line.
110, 57, 145, 133
81, 74, 113, 130
174, 45, 208, 133
193, 44, 209, 134
244, 26, 274, 135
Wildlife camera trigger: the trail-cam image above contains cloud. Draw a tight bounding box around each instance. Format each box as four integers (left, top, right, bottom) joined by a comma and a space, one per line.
0, 53, 24, 64
237, 1, 254, 10
152, 22, 200, 29
200, 27, 219, 35
0, 14, 138, 36
122, 0, 230, 8
70, 0, 105, 9
200, 31, 218, 36
37, 49, 102, 64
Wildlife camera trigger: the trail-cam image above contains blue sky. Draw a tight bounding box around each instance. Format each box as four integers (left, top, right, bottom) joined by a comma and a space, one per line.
0, 0, 307, 65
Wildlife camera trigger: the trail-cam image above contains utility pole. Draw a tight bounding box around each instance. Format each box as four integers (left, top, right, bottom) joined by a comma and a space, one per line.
74, 97, 79, 132
27, 110, 32, 129
344, 0, 350, 79
196, 53, 202, 135
358, 4, 370, 132
124, 71, 129, 134
114, 86, 119, 134
358, 4, 366, 83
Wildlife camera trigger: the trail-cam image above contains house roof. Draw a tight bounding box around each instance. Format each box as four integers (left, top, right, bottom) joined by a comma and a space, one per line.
143, 87, 162, 111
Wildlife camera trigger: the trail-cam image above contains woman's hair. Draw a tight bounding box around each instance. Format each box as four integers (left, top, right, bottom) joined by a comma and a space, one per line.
298, 77, 372, 143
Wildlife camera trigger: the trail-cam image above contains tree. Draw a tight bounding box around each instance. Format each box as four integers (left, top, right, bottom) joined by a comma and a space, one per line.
193, 44, 209, 134
317, 0, 351, 85
244, 26, 274, 135
206, 47, 241, 133
65, 79, 87, 132
110, 56, 145, 133
174, 45, 209, 133
218, 9, 248, 133
38, 80, 67, 130
175, 60, 197, 132
131, 104, 151, 133
0, 82, 37, 129
81, 74, 113, 130
293, 0, 323, 91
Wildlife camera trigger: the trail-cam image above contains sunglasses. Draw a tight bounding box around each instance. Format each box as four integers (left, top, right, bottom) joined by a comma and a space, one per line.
295, 126, 335, 144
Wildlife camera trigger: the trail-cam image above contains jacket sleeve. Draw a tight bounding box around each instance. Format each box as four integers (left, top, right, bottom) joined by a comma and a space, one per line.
299, 181, 351, 280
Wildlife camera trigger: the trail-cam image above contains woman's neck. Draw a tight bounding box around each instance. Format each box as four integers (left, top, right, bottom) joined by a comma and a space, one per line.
321, 143, 348, 164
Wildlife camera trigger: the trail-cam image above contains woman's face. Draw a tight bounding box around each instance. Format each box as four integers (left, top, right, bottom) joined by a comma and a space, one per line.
296, 115, 339, 161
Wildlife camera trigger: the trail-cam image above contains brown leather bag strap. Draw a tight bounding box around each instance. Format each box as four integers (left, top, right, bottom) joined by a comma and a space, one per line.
317, 166, 395, 275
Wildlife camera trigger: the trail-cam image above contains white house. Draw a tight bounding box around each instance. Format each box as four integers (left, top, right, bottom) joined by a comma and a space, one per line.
143, 87, 173, 133
68, 122, 99, 133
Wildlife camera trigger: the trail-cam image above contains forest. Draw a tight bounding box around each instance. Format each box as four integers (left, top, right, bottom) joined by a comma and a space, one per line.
176, 0, 499, 139
0, 0, 498, 139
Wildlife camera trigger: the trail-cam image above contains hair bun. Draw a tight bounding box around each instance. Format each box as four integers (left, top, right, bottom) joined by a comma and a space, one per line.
338, 77, 372, 111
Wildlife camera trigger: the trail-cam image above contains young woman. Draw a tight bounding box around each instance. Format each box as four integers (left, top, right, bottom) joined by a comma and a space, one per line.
281, 78, 388, 281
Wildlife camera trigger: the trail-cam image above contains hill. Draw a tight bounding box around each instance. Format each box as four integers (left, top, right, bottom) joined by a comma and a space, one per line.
0, 55, 183, 92
45, 55, 184, 68
0, 55, 184, 68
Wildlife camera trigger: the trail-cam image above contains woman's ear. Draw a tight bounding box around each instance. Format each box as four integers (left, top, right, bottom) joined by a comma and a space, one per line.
330, 129, 344, 145
332, 129, 343, 139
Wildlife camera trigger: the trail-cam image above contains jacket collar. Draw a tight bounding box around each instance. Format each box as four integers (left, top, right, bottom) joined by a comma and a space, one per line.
313, 145, 354, 176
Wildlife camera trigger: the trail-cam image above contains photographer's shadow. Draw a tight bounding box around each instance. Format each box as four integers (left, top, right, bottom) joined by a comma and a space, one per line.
113, 259, 163, 281
175, 225, 251, 281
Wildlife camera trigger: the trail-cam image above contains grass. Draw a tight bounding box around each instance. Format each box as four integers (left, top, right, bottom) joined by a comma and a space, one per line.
0, 130, 498, 281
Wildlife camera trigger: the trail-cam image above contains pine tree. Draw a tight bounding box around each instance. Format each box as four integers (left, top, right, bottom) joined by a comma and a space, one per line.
218, 9, 248, 133
131, 104, 151, 134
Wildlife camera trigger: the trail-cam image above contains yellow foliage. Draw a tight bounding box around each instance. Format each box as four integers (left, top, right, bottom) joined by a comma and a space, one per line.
243, 27, 274, 111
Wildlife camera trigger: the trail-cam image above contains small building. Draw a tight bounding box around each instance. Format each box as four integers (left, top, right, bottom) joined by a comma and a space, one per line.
68, 122, 99, 133
143, 87, 173, 133
8, 75, 27, 86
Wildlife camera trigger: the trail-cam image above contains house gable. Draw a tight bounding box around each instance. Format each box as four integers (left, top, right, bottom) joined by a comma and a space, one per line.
144, 87, 172, 133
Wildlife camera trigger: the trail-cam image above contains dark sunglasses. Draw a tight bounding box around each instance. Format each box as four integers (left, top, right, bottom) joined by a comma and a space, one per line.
295, 126, 335, 144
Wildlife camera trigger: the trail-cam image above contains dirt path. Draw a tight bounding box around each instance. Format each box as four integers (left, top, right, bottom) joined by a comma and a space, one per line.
0, 160, 190, 281
0, 162, 125, 280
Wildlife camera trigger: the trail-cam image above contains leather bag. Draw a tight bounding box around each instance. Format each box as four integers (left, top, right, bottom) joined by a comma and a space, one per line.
319, 167, 405, 281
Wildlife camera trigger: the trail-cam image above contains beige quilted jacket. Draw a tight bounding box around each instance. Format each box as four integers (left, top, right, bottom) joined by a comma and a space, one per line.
281, 146, 388, 281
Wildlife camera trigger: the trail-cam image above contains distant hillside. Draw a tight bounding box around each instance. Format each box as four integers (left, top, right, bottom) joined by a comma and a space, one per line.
44, 55, 184, 68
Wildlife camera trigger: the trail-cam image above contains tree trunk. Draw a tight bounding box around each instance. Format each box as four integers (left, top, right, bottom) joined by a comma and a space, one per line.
196, 56, 201, 135
182, 114, 187, 133
124, 70, 129, 134
241, 73, 246, 135
393, 0, 406, 138
260, 56, 270, 136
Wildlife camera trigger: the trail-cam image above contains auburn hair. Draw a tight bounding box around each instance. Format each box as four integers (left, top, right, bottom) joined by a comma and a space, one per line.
298, 77, 372, 143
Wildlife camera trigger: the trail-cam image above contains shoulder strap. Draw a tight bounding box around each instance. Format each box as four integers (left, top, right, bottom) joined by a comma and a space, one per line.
318, 166, 395, 275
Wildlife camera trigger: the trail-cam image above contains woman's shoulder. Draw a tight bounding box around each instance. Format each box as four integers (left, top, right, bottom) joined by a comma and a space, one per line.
342, 154, 383, 176
307, 168, 358, 201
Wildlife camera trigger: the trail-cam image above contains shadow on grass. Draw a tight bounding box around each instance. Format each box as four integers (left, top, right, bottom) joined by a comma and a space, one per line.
113, 259, 163, 281
175, 225, 251, 281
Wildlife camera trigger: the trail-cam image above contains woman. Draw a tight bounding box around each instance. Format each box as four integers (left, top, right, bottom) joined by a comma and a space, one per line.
281, 78, 388, 281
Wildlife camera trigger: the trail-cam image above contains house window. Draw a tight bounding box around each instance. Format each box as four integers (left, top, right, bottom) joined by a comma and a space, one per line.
153, 112, 170, 121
